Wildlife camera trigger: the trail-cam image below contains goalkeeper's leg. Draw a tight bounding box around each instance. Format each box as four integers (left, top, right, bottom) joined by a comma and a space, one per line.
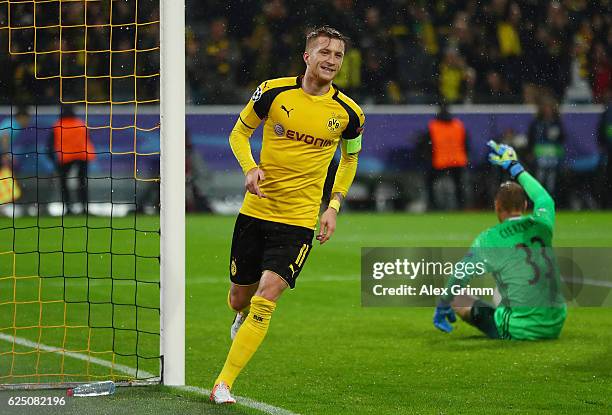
451, 295, 500, 339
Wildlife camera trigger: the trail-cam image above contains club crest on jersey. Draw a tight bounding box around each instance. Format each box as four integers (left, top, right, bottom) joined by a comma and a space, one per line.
251, 86, 263, 102
274, 123, 285, 136
327, 116, 341, 132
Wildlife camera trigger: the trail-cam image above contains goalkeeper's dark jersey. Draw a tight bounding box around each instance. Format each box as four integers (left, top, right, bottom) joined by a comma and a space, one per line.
445, 172, 566, 340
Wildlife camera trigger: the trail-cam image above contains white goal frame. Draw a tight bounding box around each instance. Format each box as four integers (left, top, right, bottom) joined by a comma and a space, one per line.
160, 0, 186, 386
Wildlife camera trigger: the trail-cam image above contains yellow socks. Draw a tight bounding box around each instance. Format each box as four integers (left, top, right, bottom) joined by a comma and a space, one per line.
215, 295, 276, 388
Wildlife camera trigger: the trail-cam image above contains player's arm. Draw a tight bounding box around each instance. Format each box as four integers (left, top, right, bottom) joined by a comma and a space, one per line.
317, 109, 364, 244
434, 238, 486, 332
518, 171, 555, 230
487, 140, 555, 231
229, 84, 266, 197
329, 139, 359, 207
317, 141, 359, 245
229, 119, 258, 174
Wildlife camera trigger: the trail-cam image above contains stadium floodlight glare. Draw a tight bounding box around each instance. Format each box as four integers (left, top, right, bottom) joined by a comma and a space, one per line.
0, 0, 185, 389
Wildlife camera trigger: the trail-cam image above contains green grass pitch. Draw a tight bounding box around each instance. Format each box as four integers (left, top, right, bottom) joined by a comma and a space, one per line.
0, 212, 611, 414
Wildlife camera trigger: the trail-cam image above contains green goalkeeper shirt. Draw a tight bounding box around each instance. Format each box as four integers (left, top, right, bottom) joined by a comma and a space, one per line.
444, 172, 567, 340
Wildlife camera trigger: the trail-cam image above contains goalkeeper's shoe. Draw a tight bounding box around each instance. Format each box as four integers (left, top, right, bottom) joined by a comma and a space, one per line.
230, 312, 247, 340
210, 382, 236, 404
433, 303, 457, 333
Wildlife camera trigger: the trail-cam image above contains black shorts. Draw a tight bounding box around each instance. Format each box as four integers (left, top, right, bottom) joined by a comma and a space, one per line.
229, 213, 314, 289
470, 299, 501, 339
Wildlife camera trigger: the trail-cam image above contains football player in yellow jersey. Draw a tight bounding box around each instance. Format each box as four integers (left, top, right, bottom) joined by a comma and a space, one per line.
210, 26, 365, 404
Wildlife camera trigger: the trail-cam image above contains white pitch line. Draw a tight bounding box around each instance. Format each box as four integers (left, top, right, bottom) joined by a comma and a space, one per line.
177, 385, 298, 415
0, 333, 299, 415
0, 332, 156, 380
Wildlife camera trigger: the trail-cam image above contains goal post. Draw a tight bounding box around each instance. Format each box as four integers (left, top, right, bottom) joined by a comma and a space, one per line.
0, 0, 185, 389
159, 0, 185, 386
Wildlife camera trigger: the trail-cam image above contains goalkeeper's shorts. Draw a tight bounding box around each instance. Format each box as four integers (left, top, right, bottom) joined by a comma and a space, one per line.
229, 213, 314, 289
470, 299, 501, 339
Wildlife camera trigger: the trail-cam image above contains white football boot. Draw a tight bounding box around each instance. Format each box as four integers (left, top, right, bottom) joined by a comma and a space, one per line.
230, 312, 247, 340
210, 382, 236, 404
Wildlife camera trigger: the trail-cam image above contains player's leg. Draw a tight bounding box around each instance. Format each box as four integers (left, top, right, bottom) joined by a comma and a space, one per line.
212, 220, 313, 401
450, 294, 476, 321
58, 162, 72, 213
426, 168, 438, 210
226, 214, 264, 339
211, 215, 264, 404
228, 282, 258, 340
212, 271, 286, 403
229, 282, 258, 311
76, 160, 88, 212
451, 295, 500, 339
451, 167, 465, 209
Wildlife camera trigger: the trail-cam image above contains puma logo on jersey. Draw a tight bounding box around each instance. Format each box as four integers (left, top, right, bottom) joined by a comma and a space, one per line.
281, 105, 294, 117
289, 264, 297, 278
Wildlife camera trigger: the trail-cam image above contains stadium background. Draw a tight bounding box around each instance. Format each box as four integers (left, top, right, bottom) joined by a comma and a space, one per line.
3, 0, 610, 214
0, 1, 611, 414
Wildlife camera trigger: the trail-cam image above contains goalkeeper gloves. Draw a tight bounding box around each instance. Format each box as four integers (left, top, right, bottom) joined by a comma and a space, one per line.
433, 301, 456, 333
487, 140, 525, 179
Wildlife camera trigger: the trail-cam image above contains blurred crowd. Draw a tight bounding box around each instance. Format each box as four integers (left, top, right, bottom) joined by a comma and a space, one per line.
0, 0, 159, 105
185, 0, 611, 105
0, 0, 609, 106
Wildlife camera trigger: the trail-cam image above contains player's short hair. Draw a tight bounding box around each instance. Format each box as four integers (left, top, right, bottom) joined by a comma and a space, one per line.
305, 26, 349, 51
495, 181, 527, 212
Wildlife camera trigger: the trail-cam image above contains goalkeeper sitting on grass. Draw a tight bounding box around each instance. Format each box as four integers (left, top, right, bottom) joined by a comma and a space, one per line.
433, 141, 566, 340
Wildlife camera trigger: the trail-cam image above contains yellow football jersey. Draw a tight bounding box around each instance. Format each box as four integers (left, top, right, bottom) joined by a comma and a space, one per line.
237, 76, 365, 229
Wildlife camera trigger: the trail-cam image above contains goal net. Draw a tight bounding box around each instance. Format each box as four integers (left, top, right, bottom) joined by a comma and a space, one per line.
0, 0, 184, 388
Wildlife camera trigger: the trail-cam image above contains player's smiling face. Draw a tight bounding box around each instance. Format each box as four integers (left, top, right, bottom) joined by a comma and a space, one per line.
305, 36, 345, 83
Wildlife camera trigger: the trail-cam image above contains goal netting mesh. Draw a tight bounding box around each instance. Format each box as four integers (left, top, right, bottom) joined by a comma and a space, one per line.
0, 0, 161, 387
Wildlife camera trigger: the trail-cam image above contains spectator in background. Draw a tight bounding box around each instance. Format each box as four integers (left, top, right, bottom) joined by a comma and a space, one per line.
496, 2, 524, 94
589, 41, 611, 104
475, 71, 517, 104
185, 130, 212, 212
438, 48, 475, 104
598, 96, 612, 208
241, 0, 293, 90
564, 20, 595, 104
0, 106, 30, 217
394, 5, 437, 104
360, 6, 394, 103
0, 106, 30, 169
542, 1, 572, 99
48, 105, 96, 215
423, 103, 469, 210
186, 30, 205, 104
527, 95, 565, 198
199, 17, 241, 104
